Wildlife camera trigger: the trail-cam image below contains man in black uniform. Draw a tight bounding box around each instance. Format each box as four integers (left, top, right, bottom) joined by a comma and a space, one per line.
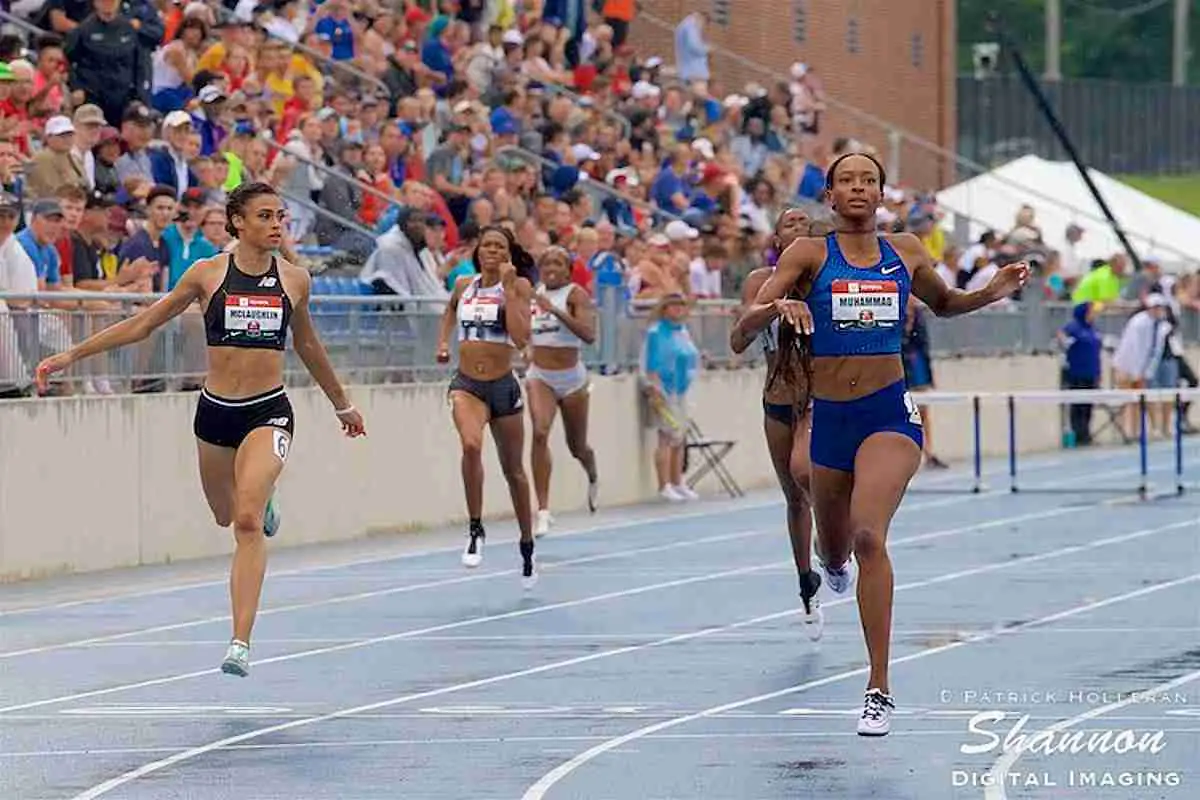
64, 0, 139, 125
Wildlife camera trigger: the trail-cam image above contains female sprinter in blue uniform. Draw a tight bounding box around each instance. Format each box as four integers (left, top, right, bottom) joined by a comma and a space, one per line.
36, 183, 367, 677
756, 154, 1028, 736
436, 225, 538, 588
730, 207, 829, 639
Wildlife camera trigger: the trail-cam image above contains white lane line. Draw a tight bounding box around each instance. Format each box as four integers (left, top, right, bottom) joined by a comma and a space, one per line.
519, 559, 1200, 800
24, 725, 1200, 760
983, 673, 1200, 800
0, 528, 768, 660
0, 484, 1174, 713
0, 438, 1157, 616
66, 519, 1199, 799
0, 459, 1153, 660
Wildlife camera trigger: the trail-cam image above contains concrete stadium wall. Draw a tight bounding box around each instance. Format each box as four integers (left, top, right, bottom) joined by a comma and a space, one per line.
0, 352, 1132, 582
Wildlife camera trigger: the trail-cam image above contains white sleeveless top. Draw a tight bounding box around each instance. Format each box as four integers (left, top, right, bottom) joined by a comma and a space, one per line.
530, 284, 582, 349
151, 45, 186, 92
457, 276, 513, 345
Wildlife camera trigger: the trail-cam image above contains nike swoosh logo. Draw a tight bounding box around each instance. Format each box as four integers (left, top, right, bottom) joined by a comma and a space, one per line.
881, 265, 903, 275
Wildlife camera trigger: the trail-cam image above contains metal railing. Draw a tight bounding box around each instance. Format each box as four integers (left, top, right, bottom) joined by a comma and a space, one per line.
1, 287, 1187, 395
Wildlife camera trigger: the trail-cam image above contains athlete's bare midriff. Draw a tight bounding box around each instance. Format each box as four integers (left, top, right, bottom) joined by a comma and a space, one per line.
531, 345, 579, 371
195, 257, 298, 399
458, 340, 515, 381
812, 354, 905, 402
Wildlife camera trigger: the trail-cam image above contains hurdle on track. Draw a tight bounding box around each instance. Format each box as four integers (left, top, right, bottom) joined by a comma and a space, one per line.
913, 388, 1200, 497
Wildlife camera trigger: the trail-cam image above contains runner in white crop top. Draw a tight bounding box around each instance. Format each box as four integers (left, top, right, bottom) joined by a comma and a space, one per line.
525, 246, 600, 536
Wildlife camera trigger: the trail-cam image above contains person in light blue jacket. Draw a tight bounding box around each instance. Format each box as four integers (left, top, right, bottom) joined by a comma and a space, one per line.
640, 292, 700, 501
674, 12, 711, 88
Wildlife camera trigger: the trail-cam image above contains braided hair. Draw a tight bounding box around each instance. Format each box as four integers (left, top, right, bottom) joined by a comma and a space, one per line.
765, 208, 820, 416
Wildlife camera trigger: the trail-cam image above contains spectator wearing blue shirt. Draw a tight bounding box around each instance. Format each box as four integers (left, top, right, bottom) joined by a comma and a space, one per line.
17, 199, 66, 289
162, 189, 219, 289
640, 292, 700, 502
1058, 301, 1104, 446
315, 0, 356, 61
421, 16, 455, 81
117, 186, 175, 293
650, 147, 691, 217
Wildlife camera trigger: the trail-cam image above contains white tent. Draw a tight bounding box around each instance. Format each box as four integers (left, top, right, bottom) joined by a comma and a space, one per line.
935, 155, 1200, 272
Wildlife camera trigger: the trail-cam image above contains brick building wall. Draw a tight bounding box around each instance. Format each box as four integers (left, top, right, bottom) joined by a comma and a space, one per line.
626, 0, 957, 191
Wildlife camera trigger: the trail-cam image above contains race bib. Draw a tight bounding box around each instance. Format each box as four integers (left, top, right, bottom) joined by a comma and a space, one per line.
225, 295, 284, 334
831, 279, 901, 329
459, 297, 501, 327
903, 391, 923, 425
531, 306, 560, 335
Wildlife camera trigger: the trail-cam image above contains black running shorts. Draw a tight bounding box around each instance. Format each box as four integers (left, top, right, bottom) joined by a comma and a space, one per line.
194, 386, 295, 450
449, 370, 524, 418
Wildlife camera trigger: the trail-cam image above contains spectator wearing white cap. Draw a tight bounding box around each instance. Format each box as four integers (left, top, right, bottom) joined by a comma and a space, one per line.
148, 110, 199, 200
26, 115, 85, 201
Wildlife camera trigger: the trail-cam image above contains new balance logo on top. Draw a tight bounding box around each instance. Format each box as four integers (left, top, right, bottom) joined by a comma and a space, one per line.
266, 417, 290, 427
258, 276, 278, 288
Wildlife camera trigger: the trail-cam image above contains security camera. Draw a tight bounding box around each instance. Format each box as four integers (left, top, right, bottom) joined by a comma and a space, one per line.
973, 43, 1000, 79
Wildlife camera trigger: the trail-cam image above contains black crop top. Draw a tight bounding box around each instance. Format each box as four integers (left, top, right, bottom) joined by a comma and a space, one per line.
204, 253, 292, 351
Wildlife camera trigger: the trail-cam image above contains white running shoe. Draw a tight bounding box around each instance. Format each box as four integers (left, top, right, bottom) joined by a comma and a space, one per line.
857, 689, 894, 736
263, 494, 281, 538
221, 640, 250, 677
587, 479, 599, 513
673, 483, 699, 501
660, 485, 685, 502
799, 570, 824, 641
535, 509, 552, 538
462, 525, 485, 568
815, 550, 857, 596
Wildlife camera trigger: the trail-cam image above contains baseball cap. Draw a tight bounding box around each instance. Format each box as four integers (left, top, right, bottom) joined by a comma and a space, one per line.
73, 104, 106, 126
691, 138, 715, 161
198, 84, 226, 104
0, 63, 14, 82
501, 29, 524, 46
86, 192, 115, 210
163, 110, 193, 129
32, 198, 64, 218
571, 143, 601, 162
123, 103, 155, 125
648, 233, 671, 248
45, 115, 74, 136
1146, 293, 1170, 308
181, 187, 207, 206
0, 191, 19, 213
665, 220, 700, 242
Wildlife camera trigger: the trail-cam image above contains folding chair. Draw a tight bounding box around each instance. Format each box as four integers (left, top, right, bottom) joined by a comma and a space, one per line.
684, 419, 743, 498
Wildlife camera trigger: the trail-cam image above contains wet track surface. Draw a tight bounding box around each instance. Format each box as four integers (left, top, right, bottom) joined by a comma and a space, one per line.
2, 440, 1198, 799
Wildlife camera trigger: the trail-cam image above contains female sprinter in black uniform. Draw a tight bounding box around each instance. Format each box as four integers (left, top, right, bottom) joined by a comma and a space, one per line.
756, 154, 1027, 736
729, 207, 826, 640
527, 245, 599, 537
36, 183, 366, 677
436, 225, 538, 588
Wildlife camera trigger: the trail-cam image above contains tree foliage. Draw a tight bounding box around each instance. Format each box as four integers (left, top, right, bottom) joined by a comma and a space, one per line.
958, 0, 1196, 83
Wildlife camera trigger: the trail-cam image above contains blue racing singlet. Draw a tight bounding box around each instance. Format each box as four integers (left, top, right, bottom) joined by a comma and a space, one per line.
807, 233, 910, 357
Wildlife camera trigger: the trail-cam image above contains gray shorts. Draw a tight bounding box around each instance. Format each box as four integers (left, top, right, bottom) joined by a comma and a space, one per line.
526, 361, 589, 400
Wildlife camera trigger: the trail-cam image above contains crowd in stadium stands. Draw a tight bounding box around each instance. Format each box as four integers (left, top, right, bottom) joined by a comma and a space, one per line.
1, 1, 1183, 402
